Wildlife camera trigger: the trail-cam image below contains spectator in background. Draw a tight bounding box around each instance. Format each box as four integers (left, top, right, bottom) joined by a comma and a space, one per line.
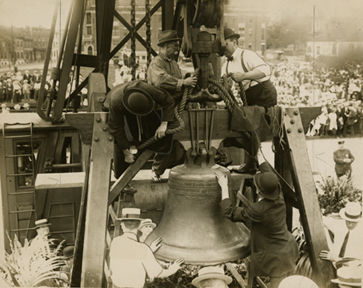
32, 70, 41, 100
22, 79, 31, 101
328, 107, 338, 137
333, 140, 355, 179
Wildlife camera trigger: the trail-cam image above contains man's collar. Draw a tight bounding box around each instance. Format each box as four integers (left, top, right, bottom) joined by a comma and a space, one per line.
232, 47, 242, 59
123, 231, 139, 242
159, 52, 173, 62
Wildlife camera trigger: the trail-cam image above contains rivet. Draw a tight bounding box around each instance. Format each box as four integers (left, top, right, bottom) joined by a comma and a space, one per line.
94, 137, 99, 142
102, 126, 107, 131
108, 136, 113, 141
287, 128, 292, 133
293, 110, 299, 115
290, 120, 295, 124
96, 117, 101, 122
298, 128, 303, 133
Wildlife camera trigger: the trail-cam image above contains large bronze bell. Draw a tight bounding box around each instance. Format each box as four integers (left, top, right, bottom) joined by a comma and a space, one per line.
145, 148, 250, 265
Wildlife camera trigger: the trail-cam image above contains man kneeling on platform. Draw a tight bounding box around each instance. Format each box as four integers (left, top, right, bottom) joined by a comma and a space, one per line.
106, 80, 176, 191
109, 208, 183, 288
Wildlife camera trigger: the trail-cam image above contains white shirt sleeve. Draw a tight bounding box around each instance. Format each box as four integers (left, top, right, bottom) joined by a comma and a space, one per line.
243, 50, 271, 77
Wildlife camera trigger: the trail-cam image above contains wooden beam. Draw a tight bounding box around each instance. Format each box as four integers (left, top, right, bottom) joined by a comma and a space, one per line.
108, 149, 154, 205
81, 113, 113, 287
283, 107, 335, 288
226, 262, 246, 288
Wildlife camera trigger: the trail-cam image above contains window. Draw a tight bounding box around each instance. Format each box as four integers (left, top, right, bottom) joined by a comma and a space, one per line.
248, 29, 252, 37
86, 13, 92, 24
248, 43, 252, 49
87, 26, 92, 35
238, 23, 245, 37
88, 46, 93, 55
261, 23, 266, 40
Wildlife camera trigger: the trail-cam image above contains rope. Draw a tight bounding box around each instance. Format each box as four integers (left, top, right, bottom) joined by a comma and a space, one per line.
136, 87, 192, 150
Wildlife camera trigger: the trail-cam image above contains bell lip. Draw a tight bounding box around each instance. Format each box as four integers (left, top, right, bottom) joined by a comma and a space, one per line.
154, 248, 251, 265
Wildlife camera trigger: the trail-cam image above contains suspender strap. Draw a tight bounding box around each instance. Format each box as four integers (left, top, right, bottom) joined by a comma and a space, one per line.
240, 50, 248, 73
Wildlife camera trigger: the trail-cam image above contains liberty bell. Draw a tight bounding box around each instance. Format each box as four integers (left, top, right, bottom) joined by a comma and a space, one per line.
145, 144, 251, 264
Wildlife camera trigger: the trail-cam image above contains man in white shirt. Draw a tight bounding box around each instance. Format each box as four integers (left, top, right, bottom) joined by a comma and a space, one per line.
221, 28, 277, 174
320, 202, 363, 266
109, 208, 183, 288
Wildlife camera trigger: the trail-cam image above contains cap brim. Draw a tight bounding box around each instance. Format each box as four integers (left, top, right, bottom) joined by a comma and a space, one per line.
157, 37, 181, 46
139, 223, 156, 229
254, 174, 280, 200
192, 274, 232, 286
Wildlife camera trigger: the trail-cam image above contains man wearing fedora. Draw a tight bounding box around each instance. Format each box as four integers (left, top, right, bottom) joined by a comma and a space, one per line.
109, 208, 183, 288
320, 202, 363, 265
217, 147, 298, 288
147, 29, 197, 182
107, 80, 175, 191
334, 140, 355, 179
191, 266, 232, 288
331, 262, 362, 287
221, 27, 277, 174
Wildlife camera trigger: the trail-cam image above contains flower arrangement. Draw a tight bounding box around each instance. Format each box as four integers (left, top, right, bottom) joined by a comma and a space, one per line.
317, 176, 362, 216
0, 233, 68, 287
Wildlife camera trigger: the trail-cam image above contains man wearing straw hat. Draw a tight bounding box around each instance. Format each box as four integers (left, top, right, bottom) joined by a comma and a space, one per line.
320, 202, 363, 265
191, 266, 232, 288
109, 208, 183, 288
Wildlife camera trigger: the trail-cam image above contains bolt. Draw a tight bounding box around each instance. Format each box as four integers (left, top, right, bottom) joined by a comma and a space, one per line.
94, 137, 99, 142
290, 120, 295, 124
287, 128, 292, 133
293, 110, 299, 115
96, 117, 101, 122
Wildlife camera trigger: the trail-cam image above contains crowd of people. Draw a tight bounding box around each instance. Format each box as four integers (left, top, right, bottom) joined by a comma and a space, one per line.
270, 60, 363, 137
0, 70, 45, 106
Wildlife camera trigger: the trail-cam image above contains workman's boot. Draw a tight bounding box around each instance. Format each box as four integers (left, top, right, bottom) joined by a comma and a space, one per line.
237, 154, 257, 174
122, 184, 137, 194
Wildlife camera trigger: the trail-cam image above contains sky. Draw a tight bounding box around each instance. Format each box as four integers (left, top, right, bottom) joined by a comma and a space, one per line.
0, 0, 72, 28
0, 0, 363, 28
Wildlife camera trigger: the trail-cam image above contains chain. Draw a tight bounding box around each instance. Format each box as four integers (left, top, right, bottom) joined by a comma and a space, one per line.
130, 0, 136, 80
145, 0, 152, 75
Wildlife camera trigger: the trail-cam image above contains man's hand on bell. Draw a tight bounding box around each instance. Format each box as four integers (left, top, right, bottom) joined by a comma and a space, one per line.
183, 75, 198, 87
123, 149, 135, 163
155, 121, 168, 139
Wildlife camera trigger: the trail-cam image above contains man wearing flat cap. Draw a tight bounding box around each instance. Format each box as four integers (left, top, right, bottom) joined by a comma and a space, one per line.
217, 147, 298, 288
334, 140, 355, 179
221, 27, 277, 174
147, 29, 197, 182
106, 80, 175, 191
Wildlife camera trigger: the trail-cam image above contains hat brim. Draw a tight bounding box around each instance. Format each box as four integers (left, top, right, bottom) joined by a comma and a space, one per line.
339, 208, 362, 222
122, 88, 154, 116
120, 218, 142, 222
192, 274, 232, 286
157, 37, 181, 46
225, 33, 240, 40
139, 222, 156, 229
254, 173, 280, 200
331, 278, 361, 286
